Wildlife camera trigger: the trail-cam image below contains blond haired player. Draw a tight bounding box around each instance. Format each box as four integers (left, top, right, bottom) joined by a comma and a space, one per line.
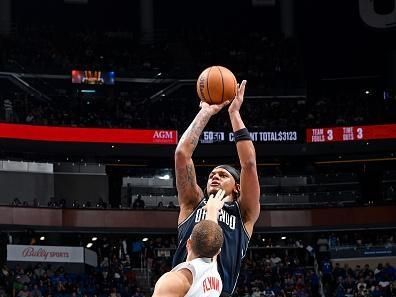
152, 189, 226, 297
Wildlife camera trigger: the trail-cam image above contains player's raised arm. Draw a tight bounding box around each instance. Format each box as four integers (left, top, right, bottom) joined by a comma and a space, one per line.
228, 80, 260, 235
175, 101, 229, 222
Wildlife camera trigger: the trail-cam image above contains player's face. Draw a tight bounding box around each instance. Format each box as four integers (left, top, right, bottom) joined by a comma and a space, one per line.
206, 168, 237, 202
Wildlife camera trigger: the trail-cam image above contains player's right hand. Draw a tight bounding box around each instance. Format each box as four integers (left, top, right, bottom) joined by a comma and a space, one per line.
200, 100, 230, 116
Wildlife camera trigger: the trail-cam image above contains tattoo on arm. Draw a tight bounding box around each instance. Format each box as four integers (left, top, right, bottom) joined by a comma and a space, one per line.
186, 164, 195, 187
176, 110, 211, 198
176, 164, 196, 190
180, 111, 211, 150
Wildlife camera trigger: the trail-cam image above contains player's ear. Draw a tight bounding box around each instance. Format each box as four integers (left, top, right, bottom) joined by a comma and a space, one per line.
186, 237, 192, 251
233, 183, 240, 198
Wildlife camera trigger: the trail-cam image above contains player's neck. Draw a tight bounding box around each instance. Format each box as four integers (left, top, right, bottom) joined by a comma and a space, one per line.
186, 252, 197, 262
187, 253, 214, 263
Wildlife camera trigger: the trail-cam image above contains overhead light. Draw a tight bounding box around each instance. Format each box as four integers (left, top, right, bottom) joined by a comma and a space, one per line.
86, 243, 93, 248
142, 237, 148, 242
281, 236, 287, 240
92, 237, 98, 241
40, 236, 45, 241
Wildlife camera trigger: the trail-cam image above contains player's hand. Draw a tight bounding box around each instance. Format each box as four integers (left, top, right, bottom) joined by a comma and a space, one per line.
228, 80, 246, 114
204, 189, 228, 213
200, 100, 230, 116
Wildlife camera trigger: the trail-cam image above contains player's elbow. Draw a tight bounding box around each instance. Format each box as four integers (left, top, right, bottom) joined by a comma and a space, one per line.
175, 147, 190, 162
241, 158, 257, 171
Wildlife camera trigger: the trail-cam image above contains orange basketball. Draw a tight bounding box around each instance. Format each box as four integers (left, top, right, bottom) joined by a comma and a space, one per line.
196, 66, 237, 105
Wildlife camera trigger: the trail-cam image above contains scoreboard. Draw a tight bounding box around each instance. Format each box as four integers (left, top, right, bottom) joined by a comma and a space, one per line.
199, 130, 299, 144
306, 124, 396, 143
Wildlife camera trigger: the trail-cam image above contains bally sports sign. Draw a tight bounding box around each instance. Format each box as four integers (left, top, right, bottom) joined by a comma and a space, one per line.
7, 245, 97, 266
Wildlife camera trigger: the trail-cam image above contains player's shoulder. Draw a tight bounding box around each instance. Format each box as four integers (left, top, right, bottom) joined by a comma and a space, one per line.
152, 269, 192, 297
159, 269, 192, 284
223, 201, 240, 213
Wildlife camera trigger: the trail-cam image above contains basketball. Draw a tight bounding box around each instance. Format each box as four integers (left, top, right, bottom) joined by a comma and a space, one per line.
196, 66, 237, 105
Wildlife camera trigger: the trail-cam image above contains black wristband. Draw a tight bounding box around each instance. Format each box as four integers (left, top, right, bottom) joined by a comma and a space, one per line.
234, 128, 251, 143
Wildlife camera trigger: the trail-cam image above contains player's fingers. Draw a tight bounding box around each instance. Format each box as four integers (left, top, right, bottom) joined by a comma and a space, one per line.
215, 189, 225, 200
239, 80, 246, 96
220, 100, 230, 108
235, 83, 240, 98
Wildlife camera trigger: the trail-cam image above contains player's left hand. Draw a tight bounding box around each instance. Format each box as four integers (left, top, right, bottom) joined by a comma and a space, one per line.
204, 189, 228, 212
228, 80, 246, 114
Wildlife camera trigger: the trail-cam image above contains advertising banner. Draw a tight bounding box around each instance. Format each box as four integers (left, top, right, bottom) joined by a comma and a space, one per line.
7, 245, 84, 264
0, 124, 177, 145
330, 245, 396, 259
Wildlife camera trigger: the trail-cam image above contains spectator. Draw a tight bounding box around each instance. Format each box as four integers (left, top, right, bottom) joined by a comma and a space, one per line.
16, 285, 29, 297
167, 201, 176, 208
31, 284, 42, 297
132, 287, 144, 297
321, 257, 333, 287
371, 285, 382, 297
270, 253, 282, 266
356, 277, 367, 291
263, 285, 275, 297
126, 184, 133, 208
12, 276, 23, 297
96, 198, 107, 209
384, 262, 396, 280
132, 195, 145, 209
109, 287, 121, 297
33, 264, 45, 278
11, 198, 21, 207
333, 263, 346, 280
3, 98, 13, 122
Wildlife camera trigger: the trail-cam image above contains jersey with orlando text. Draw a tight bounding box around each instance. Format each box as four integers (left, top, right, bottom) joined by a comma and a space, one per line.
172, 258, 222, 297
172, 198, 250, 296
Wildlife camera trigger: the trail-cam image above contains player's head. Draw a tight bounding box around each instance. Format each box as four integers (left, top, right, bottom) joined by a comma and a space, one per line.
187, 220, 224, 259
206, 164, 240, 202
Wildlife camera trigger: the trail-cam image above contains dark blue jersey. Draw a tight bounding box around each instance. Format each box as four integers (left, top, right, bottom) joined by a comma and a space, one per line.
172, 198, 250, 295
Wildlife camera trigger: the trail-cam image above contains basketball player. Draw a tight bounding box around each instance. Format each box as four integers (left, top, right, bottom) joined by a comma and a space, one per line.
152, 189, 226, 297
172, 80, 261, 296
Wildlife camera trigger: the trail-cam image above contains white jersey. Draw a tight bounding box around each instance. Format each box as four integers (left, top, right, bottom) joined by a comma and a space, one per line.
171, 258, 222, 297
